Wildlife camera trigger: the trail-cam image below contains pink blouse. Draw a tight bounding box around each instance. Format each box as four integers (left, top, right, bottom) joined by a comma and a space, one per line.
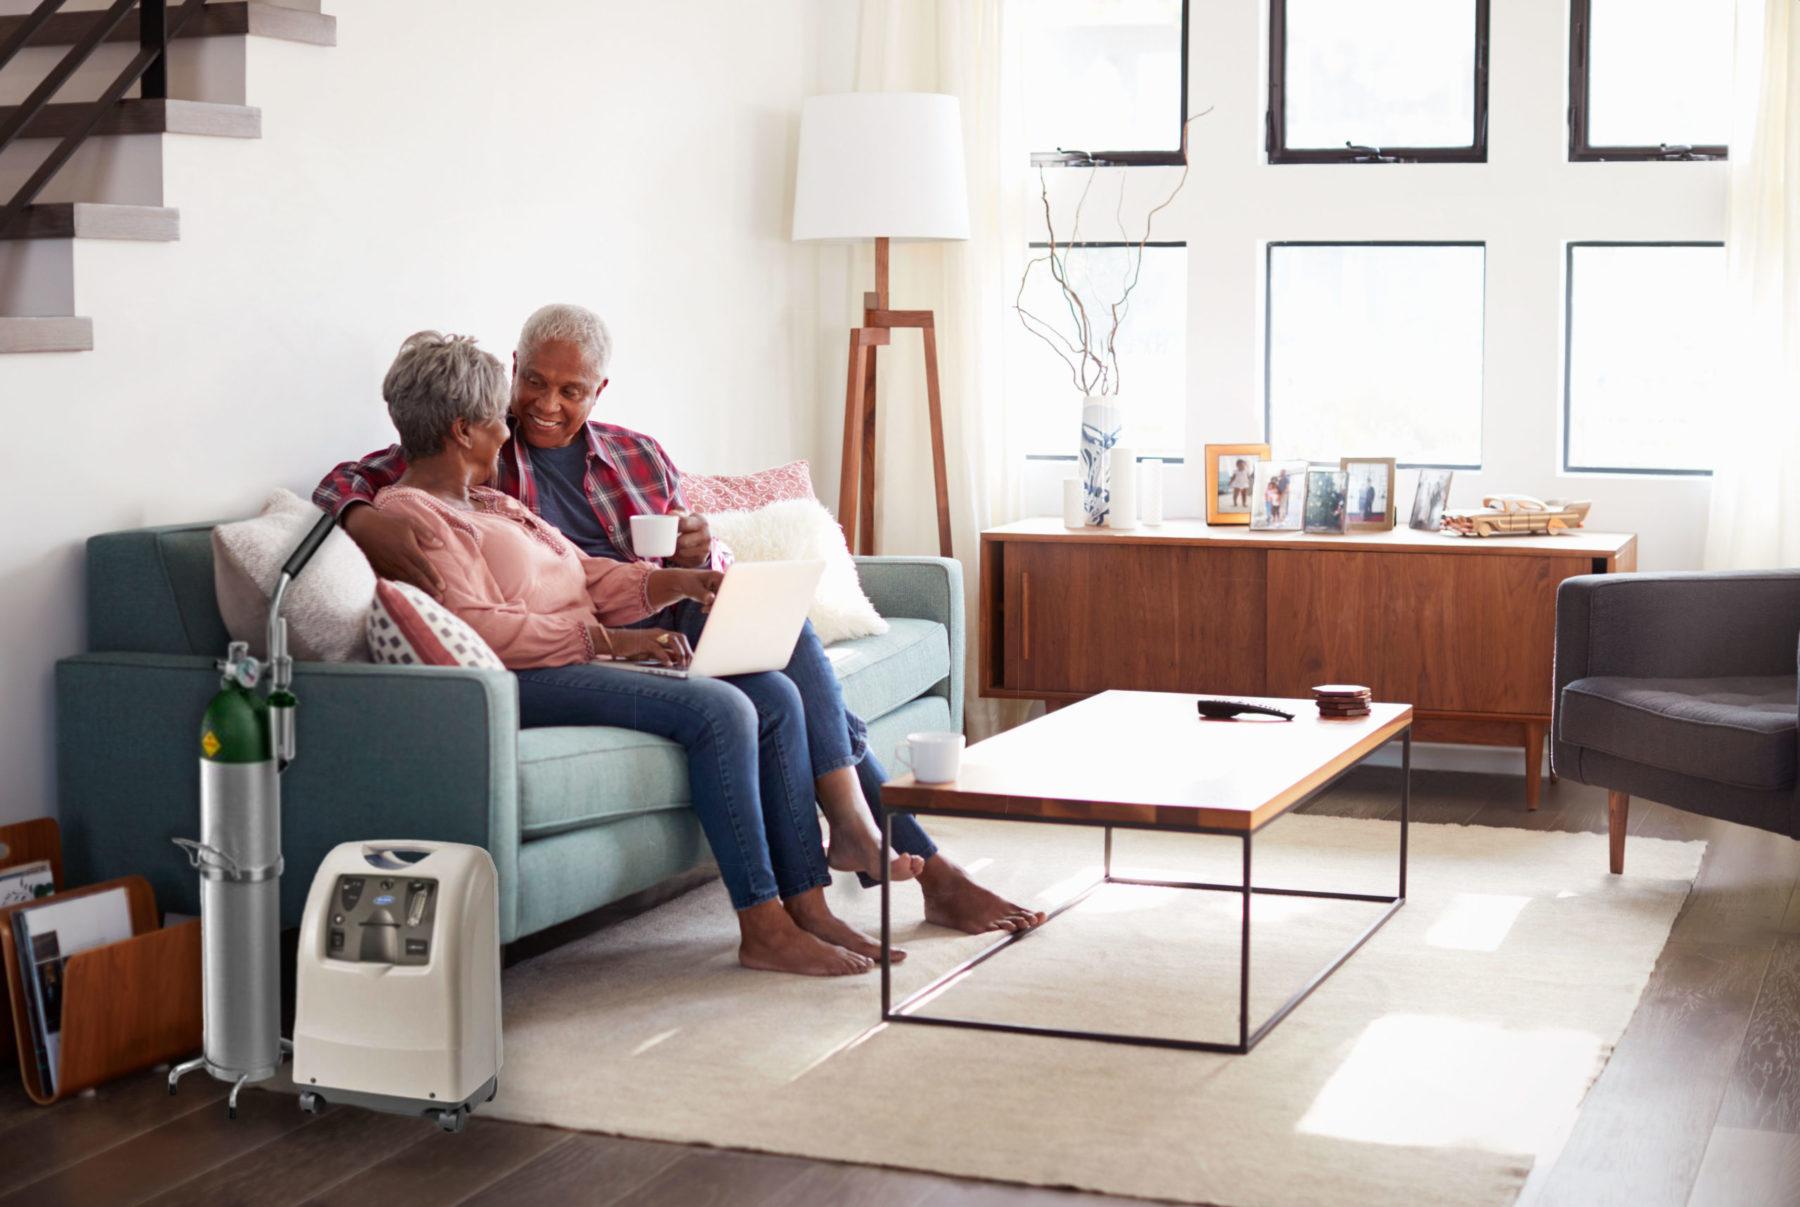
372, 485, 656, 669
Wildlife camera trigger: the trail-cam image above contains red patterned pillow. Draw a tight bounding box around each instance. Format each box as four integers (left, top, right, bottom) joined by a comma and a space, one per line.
367, 580, 504, 669
682, 460, 815, 514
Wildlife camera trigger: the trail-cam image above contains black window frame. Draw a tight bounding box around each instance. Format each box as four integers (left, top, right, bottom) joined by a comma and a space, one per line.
1019, 239, 1189, 461
1266, 0, 1490, 164
1568, 0, 1728, 162
1264, 240, 1487, 471
1027, 0, 1191, 168
1561, 240, 1722, 477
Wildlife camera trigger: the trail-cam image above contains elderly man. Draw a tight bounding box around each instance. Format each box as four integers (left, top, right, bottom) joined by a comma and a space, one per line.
316, 303, 1044, 937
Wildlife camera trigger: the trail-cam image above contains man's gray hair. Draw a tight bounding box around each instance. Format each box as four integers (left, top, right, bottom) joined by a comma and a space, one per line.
516, 302, 613, 379
383, 331, 508, 458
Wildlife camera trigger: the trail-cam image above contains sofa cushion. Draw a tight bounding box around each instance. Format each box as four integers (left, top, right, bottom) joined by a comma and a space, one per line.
518, 726, 690, 839
828, 617, 950, 725
1560, 675, 1799, 791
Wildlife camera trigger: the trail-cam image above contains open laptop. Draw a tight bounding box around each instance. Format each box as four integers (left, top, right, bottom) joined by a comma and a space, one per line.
604, 559, 825, 679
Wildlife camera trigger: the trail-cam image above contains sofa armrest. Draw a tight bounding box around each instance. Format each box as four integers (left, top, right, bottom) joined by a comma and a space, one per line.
55, 653, 523, 940
854, 556, 965, 733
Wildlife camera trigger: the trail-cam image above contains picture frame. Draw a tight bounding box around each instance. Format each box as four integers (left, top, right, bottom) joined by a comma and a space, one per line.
1303, 469, 1350, 534
1249, 459, 1308, 531
1340, 457, 1397, 531
1205, 443, 1270, 526
1409, 468, 1455, 532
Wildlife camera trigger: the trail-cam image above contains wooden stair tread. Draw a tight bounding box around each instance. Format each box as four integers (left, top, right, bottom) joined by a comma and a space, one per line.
0, 98, 260, 141
0, 202, 178, 242
0, 317, 93, 353
0, 2, 334, 49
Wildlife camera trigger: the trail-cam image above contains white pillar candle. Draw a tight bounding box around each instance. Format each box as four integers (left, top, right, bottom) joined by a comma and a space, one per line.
1107, 448, 1139, 530
1140, 458, 1165, 526
1062, 478, 1085, 528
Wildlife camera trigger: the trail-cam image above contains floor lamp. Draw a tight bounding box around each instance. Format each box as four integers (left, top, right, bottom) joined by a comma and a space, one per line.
792, 92, 970, 558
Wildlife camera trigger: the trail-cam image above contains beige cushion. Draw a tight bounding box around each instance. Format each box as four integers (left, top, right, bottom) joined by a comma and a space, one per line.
212, 489, 375, 662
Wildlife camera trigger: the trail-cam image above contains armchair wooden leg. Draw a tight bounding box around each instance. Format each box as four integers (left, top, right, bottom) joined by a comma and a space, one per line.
1608, 791, 1629, 874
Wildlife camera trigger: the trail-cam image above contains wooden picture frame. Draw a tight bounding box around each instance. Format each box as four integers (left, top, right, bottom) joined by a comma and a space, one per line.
1340, 457, 1397, 531
1205, 443, 1270, 526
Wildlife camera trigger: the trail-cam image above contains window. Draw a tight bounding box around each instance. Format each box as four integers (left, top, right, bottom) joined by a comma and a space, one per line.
1267, 0, 1489, 164
1265, 243, 1485, 468
1569, 0, 1732, 161
1563, 243, 1724, 475
1024, 0, 1188, 166
1014, 242, 1187, 456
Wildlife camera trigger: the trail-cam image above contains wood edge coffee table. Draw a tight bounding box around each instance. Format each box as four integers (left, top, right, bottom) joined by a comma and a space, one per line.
879, 691, 1413, 1054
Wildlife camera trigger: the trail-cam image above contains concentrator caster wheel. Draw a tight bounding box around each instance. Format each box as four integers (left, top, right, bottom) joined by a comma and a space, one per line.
298, 1092, 324, 1116
434, 1108, 466, 1134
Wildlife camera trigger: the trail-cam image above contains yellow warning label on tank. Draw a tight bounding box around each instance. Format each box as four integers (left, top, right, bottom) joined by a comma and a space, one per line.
201, 731, 221, 758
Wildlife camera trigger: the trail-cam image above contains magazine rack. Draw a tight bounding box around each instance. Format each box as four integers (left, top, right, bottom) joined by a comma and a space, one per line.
0, 819, 200, 1104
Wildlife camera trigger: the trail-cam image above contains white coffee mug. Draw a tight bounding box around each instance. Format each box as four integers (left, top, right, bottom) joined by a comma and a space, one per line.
895, 731, 964, 784
629, 513, 680, 558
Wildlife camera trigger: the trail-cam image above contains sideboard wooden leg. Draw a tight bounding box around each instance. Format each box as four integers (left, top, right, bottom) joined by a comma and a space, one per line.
1608, 791, 1629, 874
1523, 721, 1546, 811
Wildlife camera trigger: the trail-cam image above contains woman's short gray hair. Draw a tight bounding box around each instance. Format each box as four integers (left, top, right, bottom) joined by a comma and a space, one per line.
516, 302, 613, 379
383, 331, 508, 458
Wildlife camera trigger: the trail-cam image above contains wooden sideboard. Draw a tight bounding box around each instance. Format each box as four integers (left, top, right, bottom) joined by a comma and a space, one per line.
979, 518, 1638, 809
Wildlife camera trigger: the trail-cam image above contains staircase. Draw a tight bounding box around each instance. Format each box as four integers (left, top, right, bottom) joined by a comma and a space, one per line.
0, 0, 333, 352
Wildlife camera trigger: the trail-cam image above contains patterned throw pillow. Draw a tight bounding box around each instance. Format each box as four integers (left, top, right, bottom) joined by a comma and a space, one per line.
682, 459, 815, 514
367, 580, 505, 669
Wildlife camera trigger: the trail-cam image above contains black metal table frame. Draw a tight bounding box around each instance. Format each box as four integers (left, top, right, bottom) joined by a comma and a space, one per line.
880, 727, 1409, 1054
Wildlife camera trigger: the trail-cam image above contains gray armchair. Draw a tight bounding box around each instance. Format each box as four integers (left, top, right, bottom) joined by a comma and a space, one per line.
1553, 571, 1800, 873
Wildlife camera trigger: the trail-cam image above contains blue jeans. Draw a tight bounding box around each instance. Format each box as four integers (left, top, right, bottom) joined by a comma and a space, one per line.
515, 663, 832, 911
654, 603, 940, 872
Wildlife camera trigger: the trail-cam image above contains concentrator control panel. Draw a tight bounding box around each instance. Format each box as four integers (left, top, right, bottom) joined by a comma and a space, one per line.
327, 874, 439, 965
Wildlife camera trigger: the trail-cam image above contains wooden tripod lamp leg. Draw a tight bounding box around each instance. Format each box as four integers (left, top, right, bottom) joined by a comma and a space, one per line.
838, 332, 870, 554
921, 319, 952, 559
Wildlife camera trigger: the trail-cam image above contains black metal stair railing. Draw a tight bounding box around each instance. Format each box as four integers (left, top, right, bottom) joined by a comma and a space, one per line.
0, 0, 207, 238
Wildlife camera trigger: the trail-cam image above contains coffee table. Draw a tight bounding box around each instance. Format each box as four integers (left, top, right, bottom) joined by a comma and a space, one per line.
879, 690, 1412, 1053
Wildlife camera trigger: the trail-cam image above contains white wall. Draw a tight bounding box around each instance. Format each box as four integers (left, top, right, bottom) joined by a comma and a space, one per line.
0, 0, 846, 822
1020, 0, 1724, 572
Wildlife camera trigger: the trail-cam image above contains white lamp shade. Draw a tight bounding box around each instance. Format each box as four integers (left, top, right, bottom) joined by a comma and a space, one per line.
791, 92, 971, 243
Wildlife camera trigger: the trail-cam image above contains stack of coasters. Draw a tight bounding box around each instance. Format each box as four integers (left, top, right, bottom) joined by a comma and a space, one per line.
1313, 684, 1372, 719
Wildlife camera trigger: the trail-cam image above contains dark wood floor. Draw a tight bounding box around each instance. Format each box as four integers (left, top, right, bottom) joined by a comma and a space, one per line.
3, 769, 1797, 1206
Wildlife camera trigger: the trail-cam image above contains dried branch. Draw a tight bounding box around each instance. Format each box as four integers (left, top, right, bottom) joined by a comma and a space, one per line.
1015, 110, 1213, 398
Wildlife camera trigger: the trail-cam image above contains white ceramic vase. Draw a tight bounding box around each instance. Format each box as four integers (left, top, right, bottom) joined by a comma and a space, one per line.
1078, 394, 1122, 526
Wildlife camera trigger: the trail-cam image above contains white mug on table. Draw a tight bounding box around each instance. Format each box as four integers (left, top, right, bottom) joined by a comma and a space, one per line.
895, 731, 964, 783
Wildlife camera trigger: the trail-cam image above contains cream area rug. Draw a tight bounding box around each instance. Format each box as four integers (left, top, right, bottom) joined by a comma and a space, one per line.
488, 815, 1704, 1206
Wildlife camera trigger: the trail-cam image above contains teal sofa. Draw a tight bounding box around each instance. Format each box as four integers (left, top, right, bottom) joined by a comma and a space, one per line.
56, 521, 963, 944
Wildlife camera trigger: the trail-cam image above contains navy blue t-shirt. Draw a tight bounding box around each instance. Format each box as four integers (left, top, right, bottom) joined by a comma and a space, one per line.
526, 440, 624, 560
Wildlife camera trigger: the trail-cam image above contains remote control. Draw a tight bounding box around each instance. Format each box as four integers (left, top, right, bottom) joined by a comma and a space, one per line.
1196, 698, 1295, 722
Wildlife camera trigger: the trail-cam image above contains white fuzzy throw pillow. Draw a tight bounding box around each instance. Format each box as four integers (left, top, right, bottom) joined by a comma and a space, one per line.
706, 498, 888, 644
212, 489, 376, 662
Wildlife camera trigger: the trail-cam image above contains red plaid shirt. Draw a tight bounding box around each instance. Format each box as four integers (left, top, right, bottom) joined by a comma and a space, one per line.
313, 419, 729, 569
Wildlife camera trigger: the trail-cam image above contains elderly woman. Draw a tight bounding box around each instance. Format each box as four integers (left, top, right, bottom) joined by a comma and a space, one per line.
372, 330, 889, 977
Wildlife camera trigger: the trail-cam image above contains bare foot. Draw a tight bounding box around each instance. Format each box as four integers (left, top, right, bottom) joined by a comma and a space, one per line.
920, 857, 1047, 935
826, 817, 924, 884
736, 901, 872, 976
785, 890, 904, 963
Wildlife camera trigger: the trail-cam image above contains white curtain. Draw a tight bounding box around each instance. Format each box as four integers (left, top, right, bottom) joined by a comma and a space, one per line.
853, 0, 1031, 737
1704, 0, 1800, 568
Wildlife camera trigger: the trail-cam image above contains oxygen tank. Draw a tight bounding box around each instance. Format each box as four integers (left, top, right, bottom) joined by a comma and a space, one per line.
184, 643, 286, 1088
